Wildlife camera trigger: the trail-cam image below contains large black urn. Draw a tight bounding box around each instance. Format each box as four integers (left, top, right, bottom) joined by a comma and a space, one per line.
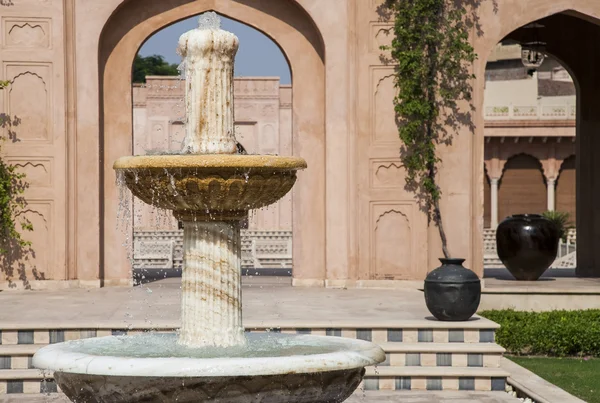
496, 214, 559, 281
424, 258, 481, 321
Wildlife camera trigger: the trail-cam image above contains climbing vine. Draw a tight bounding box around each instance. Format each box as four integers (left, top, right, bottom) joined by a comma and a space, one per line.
0, 80, 32, 254
381, 0, 479, 258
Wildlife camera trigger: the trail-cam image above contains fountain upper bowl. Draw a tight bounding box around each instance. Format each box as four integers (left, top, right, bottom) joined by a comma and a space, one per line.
114, 154, 306, 217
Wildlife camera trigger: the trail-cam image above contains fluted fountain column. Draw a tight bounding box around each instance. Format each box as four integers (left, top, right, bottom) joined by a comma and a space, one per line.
177, 12, 239, 155
177, 218, 245, 347
174, 13, 246, 348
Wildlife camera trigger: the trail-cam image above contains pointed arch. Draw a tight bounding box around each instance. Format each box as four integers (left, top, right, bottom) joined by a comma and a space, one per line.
98, 0, 326, 283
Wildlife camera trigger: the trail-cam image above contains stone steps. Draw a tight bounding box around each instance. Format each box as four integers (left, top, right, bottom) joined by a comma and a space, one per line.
0, 370, 58, 394
378, 342, 505, 368
0, 394, 67, 402
363, 366, 509, 391
0, 321, 507, 395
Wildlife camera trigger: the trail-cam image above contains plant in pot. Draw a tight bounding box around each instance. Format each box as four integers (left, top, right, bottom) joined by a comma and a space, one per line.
381, 0, 481, 321
541, 210, 572, 242
495, 211, 565, 281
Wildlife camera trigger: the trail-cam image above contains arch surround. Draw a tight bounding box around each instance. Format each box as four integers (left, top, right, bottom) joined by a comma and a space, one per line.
472, 0, 600, 277
99, 0, 326, 284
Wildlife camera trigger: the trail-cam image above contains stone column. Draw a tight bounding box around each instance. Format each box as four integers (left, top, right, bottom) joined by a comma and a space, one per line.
547, 178, 556, 212
490, 178, 500, 228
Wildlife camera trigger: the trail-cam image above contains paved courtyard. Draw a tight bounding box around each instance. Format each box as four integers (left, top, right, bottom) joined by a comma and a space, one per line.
0, 277, 498, 329
3, 390, 521, 402
484, 268, 600, 292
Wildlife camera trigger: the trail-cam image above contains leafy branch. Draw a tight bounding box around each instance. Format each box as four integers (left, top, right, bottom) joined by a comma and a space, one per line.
380, 0, 480, 258
0, 80, 32, 255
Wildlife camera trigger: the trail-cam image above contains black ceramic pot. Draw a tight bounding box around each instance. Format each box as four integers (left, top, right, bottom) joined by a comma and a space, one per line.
424, 258, 481, 322
496, 214, 559, 281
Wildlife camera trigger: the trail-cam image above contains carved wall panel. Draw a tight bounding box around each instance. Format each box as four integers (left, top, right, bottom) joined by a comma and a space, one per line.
371, 68, 399, 144
370, 23, 392, 52
371, 203, 415, 279
5, 64, 52, 142
261, 103, 277, 119
3, 158, 53, 187
2, 18, 51, 49
234, 103, 257, 121
371, 159, 404, 189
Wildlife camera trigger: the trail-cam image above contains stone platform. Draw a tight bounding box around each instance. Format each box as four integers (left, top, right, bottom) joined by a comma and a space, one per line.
0, 276, 512, 399
480, 268, 600, 311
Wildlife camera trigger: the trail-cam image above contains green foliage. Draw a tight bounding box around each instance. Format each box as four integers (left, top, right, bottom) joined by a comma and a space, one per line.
380, 0, 479, 257
480, 309, 600, 357
132, 54, 180, 83
0, 81, 32, 254
542, 210, 573, 241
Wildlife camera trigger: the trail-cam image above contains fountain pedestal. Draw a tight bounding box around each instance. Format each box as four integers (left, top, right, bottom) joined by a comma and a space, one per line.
178, 218, 245, 347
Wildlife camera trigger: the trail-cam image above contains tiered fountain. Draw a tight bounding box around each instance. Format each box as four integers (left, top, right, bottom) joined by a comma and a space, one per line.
33, 12, 384, 403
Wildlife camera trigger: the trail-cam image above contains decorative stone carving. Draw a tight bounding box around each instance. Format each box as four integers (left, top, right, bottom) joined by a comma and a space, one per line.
133, 230, 293, 271
4, 20, 50, 48
134, 239, 173, 263
261, 104, 277, 118
371, 23, 392, 52
234, 78, 279, 99
551, 251, 576, 269
6, 159, 52, 187
373, 161, 403, 188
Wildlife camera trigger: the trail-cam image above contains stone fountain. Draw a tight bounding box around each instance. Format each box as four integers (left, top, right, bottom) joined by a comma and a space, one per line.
33, 12, 384, 402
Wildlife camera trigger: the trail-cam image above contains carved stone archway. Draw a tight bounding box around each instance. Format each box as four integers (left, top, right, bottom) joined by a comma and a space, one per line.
98, 0, 325, 283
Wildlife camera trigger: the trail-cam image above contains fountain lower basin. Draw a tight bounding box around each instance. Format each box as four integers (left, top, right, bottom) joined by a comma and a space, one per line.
33, 332, 384, 402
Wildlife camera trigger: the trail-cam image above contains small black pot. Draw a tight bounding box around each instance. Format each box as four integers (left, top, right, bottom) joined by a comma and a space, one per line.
496, 214, 559, 281
424, 258, 481, 322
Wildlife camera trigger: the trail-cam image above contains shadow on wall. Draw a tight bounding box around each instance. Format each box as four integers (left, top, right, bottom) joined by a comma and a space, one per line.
0, 114, 45, 289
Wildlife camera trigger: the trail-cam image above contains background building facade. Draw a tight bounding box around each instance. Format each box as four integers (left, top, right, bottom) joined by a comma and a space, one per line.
131, 44, 577, 274
0, 0, 597, 289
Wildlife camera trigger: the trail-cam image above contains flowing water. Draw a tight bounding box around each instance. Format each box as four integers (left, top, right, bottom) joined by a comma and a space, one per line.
61, 333, 349, 359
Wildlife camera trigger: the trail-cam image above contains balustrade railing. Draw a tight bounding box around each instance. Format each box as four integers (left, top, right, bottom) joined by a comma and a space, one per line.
485, 103, 576, 120
133, 228, 576, 271
483, 228, 577, 268
133, 230, 293, 271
